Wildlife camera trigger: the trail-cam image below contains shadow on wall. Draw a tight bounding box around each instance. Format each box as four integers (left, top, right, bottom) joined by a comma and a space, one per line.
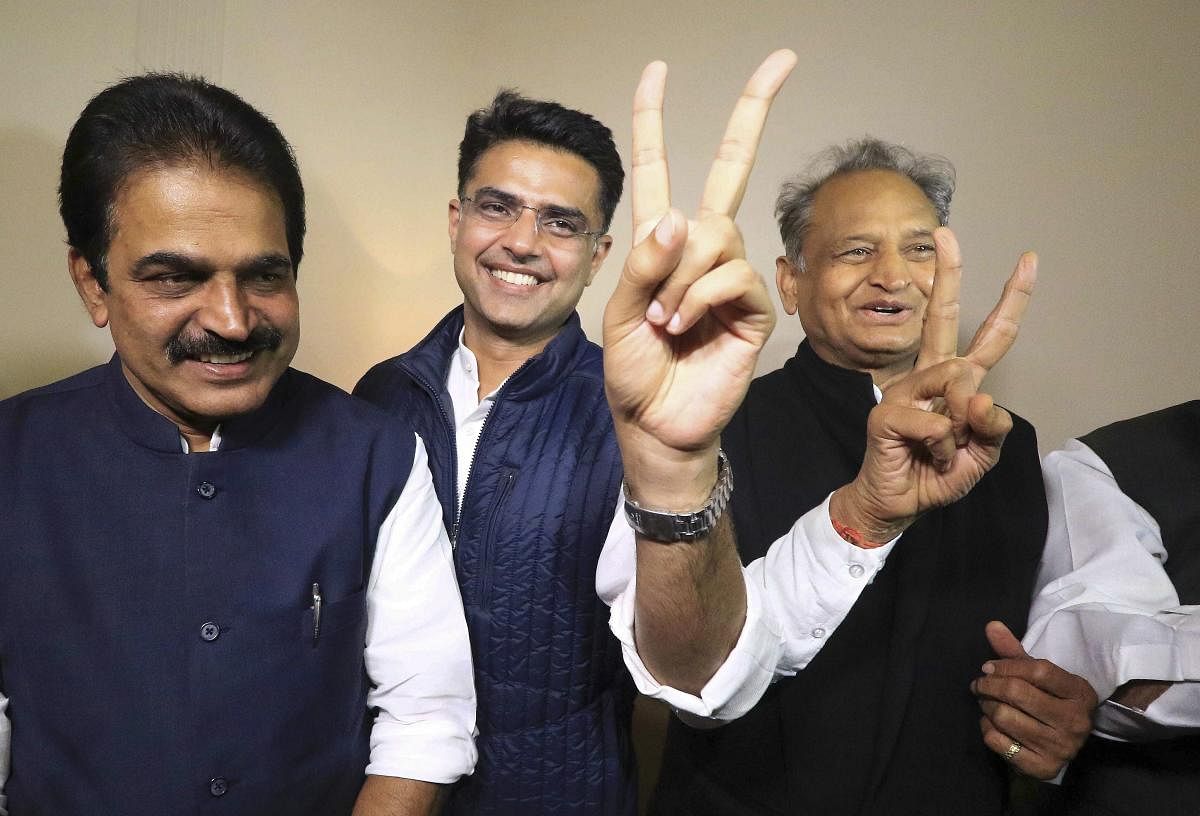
293, 177, 462, 390
0, 127, 115, 399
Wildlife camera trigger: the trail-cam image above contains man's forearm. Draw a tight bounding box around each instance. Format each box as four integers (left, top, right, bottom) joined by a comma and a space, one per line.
632, 512, 747, 694
352, 775, 446, 816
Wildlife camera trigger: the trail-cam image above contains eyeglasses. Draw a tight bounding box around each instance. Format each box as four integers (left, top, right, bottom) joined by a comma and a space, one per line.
461, 193, 606, 248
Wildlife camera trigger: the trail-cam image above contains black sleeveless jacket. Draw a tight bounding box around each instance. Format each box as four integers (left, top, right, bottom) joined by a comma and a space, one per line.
651, 342, 1047, 816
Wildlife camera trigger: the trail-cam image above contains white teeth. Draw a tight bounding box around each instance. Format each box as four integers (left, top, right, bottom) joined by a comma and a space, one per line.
489, 268, 538, 287
197, 351, 254, 364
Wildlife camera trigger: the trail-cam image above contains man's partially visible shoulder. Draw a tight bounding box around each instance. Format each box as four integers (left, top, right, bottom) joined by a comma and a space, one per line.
1003, 406, 1040, 448
566, 336, 605, 385
0, 363, 108, 424
1087, 399, 1200, 442
286, 367, 416, 439
353, 354, 416, 408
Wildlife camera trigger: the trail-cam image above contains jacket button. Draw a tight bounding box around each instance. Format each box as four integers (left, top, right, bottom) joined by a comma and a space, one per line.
200, 621, 220, 642
209, 777, 228, 796
196, 481, 217, 499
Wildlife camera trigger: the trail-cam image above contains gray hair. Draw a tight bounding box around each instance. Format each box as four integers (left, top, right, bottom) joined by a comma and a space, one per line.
775, 137, 956, 267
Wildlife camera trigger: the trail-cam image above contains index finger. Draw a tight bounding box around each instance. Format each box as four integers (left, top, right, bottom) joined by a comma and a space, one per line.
631, 61, 671, 242
980, 657, 1095, 702
697, 49, 797, 219
915, 226, 963, 370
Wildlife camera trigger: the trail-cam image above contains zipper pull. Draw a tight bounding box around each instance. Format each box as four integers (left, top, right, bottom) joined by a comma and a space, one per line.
311, 582, 322, 645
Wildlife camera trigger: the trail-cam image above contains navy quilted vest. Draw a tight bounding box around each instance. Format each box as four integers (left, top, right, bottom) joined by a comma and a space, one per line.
356, 308, 636, 815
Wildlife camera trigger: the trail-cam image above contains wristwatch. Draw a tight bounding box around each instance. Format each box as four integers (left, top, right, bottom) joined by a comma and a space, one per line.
623, 451, 733, 542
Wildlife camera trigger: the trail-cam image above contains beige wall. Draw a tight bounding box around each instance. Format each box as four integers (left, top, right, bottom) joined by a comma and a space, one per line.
3, 0, 1198, 453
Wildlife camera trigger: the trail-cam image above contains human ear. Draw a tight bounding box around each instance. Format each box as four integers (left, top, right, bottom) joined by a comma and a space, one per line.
68, 249, 109, 328
447, 198, 463, 250
584, 234, 613, 286
775, 255, 800, 315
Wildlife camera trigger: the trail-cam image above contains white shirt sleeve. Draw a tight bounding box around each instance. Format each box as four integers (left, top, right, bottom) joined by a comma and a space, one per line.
364, 435, 478, 782
598, 489, 896, 724
1023, 439, 1200, 739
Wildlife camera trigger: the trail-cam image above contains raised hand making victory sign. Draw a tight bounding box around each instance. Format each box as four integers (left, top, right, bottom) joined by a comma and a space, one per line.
604, 50, 797, 501
829, 228, 1038, 545
602, 51, 797, 693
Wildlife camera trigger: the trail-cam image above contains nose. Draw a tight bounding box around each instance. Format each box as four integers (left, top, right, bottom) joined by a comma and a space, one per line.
499, 206, 542, 259
196, 277, 253, 340
868, 246, 910, 292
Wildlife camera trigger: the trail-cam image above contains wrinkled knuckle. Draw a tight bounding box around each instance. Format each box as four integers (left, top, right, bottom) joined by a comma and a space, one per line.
989, 703, 1019, 732
731, 258, 756, 282
1030, 659, 1054, 683
946, 357, 973, 379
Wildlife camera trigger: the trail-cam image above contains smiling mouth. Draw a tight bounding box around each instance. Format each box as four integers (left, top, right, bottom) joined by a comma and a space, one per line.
194, 351, 255, 364
487, 267, 539, 287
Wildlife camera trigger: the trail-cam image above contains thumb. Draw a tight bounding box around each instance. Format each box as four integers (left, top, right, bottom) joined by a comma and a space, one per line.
985, 620, 1028, 660
603, 208, 688, 336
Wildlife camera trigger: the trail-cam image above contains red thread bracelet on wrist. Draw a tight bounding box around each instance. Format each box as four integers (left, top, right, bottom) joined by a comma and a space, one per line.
830, 517, 887, 549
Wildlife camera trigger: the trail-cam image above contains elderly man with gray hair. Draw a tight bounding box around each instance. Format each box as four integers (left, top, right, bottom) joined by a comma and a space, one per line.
623, 137, 1097, 815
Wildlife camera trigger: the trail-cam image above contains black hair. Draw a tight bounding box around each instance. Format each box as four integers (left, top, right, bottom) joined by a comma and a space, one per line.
59, 72, 305, 289
457, 90, 624, 231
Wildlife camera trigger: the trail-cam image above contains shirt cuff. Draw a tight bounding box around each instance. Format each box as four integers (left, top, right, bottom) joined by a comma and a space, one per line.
763, 494, 896, 672
1094, 681, 1200, 741
608, 494, 898, 725
609, 565, 781, 724
366, 718, 478, 783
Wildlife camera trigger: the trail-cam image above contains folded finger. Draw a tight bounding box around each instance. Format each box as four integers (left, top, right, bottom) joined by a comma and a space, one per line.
646, 213, 745, 326
870, 403, 957, 470
604, 209, 688, 335
980, 655, 1097, 702
665, 258, 774, 337
978, 715, 1063, 780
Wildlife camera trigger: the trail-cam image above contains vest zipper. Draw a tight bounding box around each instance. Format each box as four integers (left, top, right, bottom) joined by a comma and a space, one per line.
452, 356, 532, 601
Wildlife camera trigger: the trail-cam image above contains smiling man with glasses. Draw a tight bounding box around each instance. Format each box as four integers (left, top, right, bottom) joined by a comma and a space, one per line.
354, 91, 633, 814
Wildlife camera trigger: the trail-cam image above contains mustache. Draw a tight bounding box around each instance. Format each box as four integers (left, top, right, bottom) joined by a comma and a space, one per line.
165, 326, 284, 364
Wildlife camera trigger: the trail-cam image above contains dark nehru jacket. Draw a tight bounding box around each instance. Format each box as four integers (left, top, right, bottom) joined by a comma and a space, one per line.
651, 340, 1047, 816
0, 356, 416, 815
1060, 401, 1200, 816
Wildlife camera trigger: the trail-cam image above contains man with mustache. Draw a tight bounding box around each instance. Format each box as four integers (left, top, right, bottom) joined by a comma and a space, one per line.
0, 74, 475, 815
600, 136, 1097, 814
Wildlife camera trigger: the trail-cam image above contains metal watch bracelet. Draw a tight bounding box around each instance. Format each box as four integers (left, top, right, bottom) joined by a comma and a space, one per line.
622, 450, 732, 542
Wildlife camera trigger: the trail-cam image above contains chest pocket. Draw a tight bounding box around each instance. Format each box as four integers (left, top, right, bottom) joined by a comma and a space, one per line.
477, 467, 519, 608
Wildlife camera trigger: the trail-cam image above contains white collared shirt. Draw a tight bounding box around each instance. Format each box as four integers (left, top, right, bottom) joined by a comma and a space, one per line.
446, 330, 503, 512
596, 383, 898, 723
1024, 439, 1200, 740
